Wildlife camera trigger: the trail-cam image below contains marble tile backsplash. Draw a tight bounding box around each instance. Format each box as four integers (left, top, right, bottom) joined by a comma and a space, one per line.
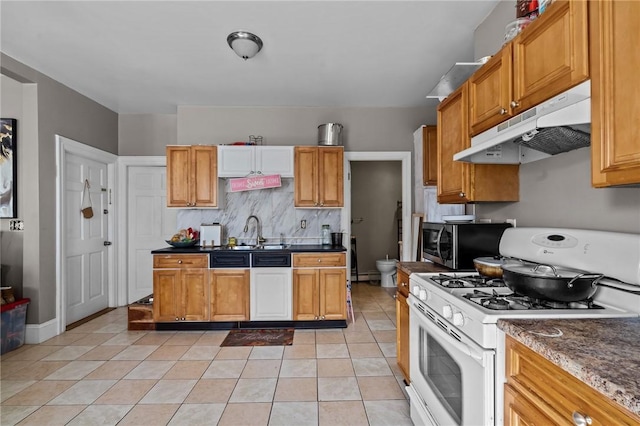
177, 178, 342, 245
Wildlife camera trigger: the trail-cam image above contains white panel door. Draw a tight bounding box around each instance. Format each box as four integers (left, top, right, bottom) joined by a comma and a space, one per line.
127, 166, 176, 303
65, 153, 109, 324
250, 268, 292, 321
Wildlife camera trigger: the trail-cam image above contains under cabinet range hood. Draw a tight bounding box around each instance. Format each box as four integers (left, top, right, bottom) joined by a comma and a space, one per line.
454, 80, 591, 164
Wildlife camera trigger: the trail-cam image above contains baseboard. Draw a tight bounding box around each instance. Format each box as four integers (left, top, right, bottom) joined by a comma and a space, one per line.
25, 318, 58, 344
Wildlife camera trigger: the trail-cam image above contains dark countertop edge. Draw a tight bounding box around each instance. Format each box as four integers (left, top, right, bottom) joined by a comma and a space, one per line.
151, 244, 347, 254
498, 318, 640, 417
396, 261, 451, 275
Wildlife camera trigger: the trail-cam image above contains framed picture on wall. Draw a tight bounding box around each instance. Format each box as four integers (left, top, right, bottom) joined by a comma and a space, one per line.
1, 118, 17, 219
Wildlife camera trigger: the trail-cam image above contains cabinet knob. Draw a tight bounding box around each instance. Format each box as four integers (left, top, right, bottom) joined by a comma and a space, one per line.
499, 108, 507, 115
175, 317, 179, 321
181, 317, 185, 321
317, 259, 321, 263
510, 100, 520, 108
321, 315, 325, 320
572, 412, 592, 426
314, 316, 319, 320
401, 281, 408, 287
178, 260, 183, 264
459, 192, 466, 198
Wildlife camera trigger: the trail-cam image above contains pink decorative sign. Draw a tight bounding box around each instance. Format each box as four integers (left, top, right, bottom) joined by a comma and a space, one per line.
230, 174, 282, 192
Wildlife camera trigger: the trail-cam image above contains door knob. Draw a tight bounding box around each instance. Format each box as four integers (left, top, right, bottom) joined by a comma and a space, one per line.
103, 241, 112, 246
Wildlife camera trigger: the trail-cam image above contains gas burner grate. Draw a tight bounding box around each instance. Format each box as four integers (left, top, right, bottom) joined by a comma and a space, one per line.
430, 274, 507, 289
462, 289, 604, 311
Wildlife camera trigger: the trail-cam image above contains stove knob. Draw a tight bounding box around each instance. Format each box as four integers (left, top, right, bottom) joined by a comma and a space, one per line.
413, 285, 421, 295
453, 312, 465, 326
442, 305, 453, 319
419, 289, 428, 301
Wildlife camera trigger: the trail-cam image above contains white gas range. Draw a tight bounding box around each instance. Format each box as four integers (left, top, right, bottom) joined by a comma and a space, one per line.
406, 227, 640, 426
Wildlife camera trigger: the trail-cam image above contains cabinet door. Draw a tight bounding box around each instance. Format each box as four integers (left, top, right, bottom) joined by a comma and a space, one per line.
512, 0, 589, 113
181, 269, 209, 321
318, 147, 344, 207
166, 146, 191, 207
257, 146, 295, 177
422, 126, 438, 186
469, 45, 513, 136
153, 269, 180, 321
437, 83, 470, 203
191, 145, 218, 207
210, 269, 249, 321
292, 269, 319, 320
590, 0, 640, 187
319, 268, 346, 320
217, 146, 254, 177
504, 384, 555, 426
396, 291, 410, 384
294, 147, 319, 207
250, 268, 292, 321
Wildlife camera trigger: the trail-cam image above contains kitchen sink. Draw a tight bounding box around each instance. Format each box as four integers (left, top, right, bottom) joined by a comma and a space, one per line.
228, 245, 257, 250
259, 244, 290, 250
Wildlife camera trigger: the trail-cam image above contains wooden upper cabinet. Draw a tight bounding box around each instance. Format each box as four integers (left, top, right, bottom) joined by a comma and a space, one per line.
422, 126, 438, 186
469, 0, 589, 136
294, 146, 344, 207
166, 145, 218, 208
437, 82, 519, 204
590, 0, 640, 187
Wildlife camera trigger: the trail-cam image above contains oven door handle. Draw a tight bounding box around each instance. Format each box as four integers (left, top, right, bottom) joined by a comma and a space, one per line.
413, 303, 485, 362
435, 227, 445, 261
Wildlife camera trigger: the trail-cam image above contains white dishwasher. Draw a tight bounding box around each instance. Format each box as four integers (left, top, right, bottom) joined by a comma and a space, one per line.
250, 253, 292, 321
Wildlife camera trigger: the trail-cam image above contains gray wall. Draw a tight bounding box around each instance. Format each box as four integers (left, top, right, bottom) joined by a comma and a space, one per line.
472, 2, 640, 233
119, 114, 177, 155
1, 53, 118, 323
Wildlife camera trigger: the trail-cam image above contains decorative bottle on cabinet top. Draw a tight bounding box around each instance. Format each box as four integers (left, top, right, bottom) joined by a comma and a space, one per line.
321, 225, 331, 245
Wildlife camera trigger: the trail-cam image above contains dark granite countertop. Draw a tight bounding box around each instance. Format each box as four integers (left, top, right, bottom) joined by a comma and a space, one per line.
498, 317, 640, 416
397, 261, 451, 275
151, 244, 347, 254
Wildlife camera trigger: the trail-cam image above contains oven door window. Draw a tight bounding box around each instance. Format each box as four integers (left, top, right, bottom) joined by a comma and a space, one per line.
420, 333, 462, 424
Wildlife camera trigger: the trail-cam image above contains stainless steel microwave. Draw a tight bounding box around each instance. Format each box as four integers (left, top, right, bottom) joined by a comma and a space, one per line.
422, 222, 512, 270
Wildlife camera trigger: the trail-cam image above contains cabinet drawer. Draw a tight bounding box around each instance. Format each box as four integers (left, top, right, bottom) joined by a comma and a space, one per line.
210, 252, 251, 268
153, 254, 208, 269
293, 253, 346, 267
252, 252, 291, 267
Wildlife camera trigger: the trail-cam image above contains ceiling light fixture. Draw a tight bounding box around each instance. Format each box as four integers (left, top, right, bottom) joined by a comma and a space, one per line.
227, 31, 263, 60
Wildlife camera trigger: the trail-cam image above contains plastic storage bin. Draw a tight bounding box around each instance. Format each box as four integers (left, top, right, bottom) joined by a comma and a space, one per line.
1, 298, 30, 354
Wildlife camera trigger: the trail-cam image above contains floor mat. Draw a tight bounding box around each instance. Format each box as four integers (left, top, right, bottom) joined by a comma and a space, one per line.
220, 328, 295, 347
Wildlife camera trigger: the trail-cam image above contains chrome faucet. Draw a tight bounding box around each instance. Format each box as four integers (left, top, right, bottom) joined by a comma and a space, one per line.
243, 215, 266, 246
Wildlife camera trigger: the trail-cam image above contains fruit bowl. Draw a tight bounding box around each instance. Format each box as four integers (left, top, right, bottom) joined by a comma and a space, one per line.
166, 239, 199, 248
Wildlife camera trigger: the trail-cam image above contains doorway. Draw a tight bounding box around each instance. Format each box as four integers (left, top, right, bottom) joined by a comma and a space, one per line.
56, 136, 116, 332
341, 151, 412, 282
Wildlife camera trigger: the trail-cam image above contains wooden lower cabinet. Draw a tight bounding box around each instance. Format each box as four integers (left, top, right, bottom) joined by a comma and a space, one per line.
292, 253, 347, 320
504, 336, 640, 426
209, 269, 249, 321
153, 254, 209, 322
396, 268, 410, 384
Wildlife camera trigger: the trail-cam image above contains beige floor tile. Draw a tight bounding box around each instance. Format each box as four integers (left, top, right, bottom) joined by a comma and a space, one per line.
84, 360, 140, 380
316, 343, 349, 359
180, 345, 220, 360
386, 357, 403, 378
0, 380, 37, 402
279, 359, 317, 378
133, 332, 175, 346
342, 331, 376, 344
216, 346, 252, 360
317, 359, 354, 378
283, 344, 316, 359
241, 359, 281, 378
111, 345, 159, 361
43, 361, 105, 381
41, 346, 95, 361
101, 332, 146, 346
93, 379, 156, 405
269, 401, 318, 425
17, 404, 86, 426
77, 345, 126, 361
0, 405, 39, 425
357, 376, 406, 400
2, 380, 76, 405
218, 402, 271, 426
139, 379, 197, 404
347, 343, 383, 358
352, 358, 393, 377
163, 360, 210, 379
274, 377, 317, 402
164, 332, 204, 346
146, 345, 190, 360
6, 345, 61, 361
184, 378, 237, 403
229, 378, 277, 403
249, 346, 284, 360
40, 333, 87, 346
0, 361, 35, 379
3, 361, 69, 381
168, 403, 226, 425
363, 400, 412, 425
365, 319, 395, 331
315, 330, 346, 344
318, 401, 369, 426
202, 359, 246, 379
66, 404, 133, 425
117, 403, 180, 425
48, 380, 117, 405
195, 331, 227, 346
69, 333, 116, 346
292, 330, 316, 345
317, 377, 361, 401
124, 360, 175, 380
362, 311, 393, 321
372, 330, 396, 343
377, 342, 396, 358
